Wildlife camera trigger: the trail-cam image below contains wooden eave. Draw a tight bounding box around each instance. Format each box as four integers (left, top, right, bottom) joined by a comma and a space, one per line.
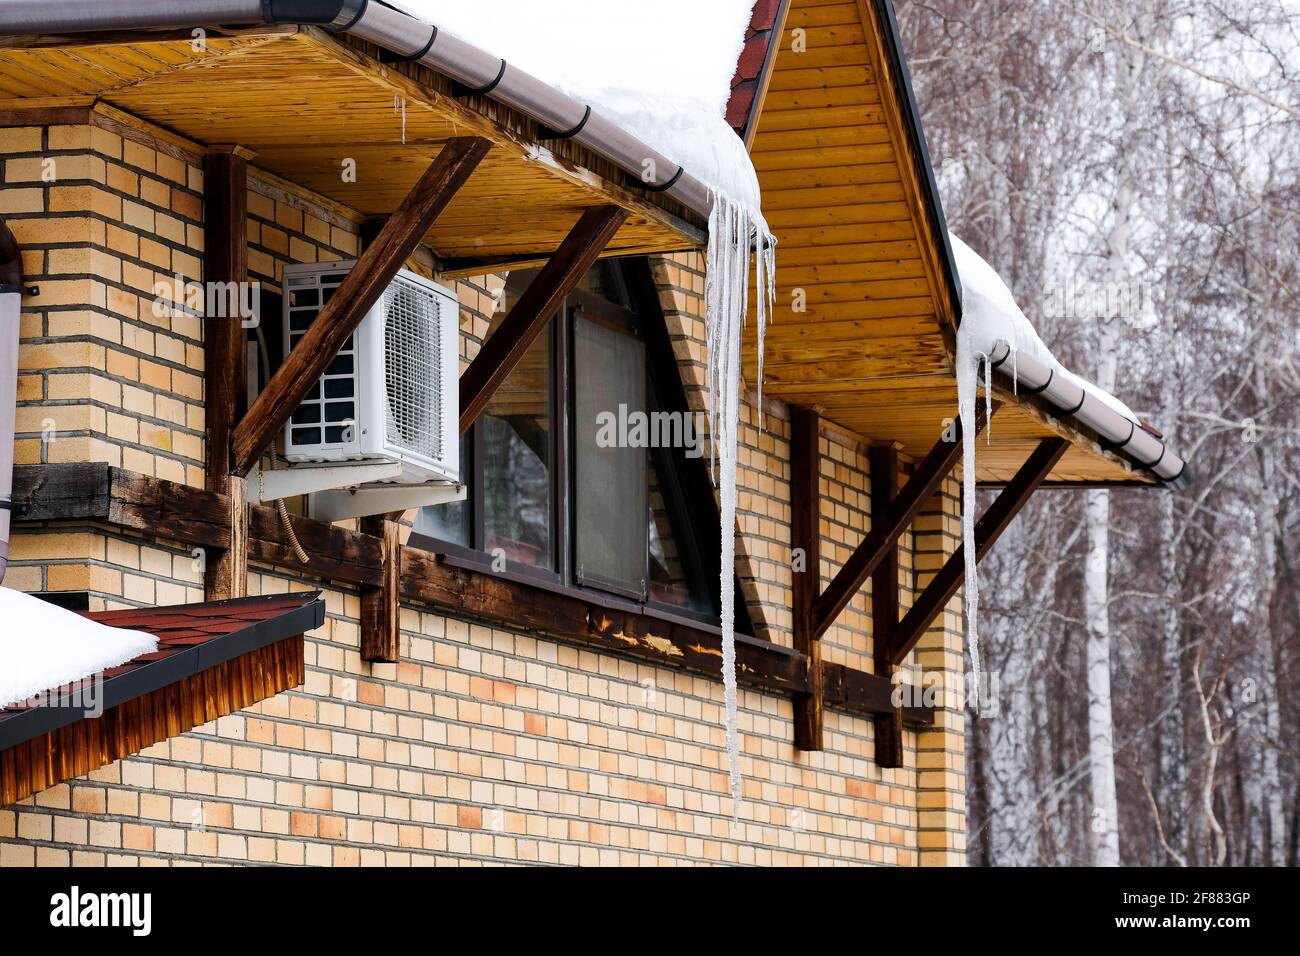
0, 593, 321, 805
745, 0, 1157, 487
0, 25, 706, 268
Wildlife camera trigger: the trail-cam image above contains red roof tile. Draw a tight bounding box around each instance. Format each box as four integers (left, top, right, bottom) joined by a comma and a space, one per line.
725, 0, 789, 140
0, 593, 323, 746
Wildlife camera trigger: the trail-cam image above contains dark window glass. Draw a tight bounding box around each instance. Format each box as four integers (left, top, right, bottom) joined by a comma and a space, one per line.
415, 434, 470, 547
482, 326, 553, 569
573, 315, 647, 597
648, 451, 711, 613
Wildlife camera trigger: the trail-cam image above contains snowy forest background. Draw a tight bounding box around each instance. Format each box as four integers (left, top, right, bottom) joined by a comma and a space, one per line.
893, 0, 1300, 866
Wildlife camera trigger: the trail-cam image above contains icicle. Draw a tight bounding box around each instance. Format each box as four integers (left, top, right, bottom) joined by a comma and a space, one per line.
956, 327, 985, 715
983, 350, 993, 446
394, 96, 407, 145
703, 190, 775, 821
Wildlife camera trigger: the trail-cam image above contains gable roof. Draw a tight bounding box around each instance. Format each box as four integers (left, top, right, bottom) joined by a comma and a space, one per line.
0, 593, 322, 805
742, 0, 1186, 487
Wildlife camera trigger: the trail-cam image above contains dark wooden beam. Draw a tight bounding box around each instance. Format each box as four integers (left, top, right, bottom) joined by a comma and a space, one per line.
11, 463, 231, 549
359, 515, 401, 662
790, 405, 823, 751
246, 503, 384, 589
870, 443, 904, 767
10, 463, 937, 726
459, 204, 628, 434
230, 137, 491, 475
202, 145, 250, 601
812, 406, 994, 639
890, 437, 1070, 666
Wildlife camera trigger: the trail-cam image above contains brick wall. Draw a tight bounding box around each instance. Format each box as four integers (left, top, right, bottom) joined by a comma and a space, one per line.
1, 112, 965, 866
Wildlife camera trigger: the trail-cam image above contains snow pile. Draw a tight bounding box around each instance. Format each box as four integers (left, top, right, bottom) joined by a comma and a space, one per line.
0, 587, 157, 709
394, 0, 772, 813
389, 0, 763, 209
949, 232, 1137, 710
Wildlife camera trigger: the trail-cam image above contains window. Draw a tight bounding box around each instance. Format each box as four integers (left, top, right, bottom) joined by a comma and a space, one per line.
412, 260, 731, 627
572, 315, 647, 597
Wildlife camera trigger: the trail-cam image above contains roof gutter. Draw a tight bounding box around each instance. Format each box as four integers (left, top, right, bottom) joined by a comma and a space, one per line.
0, 0, 714, 218
987, 340, 1190, 488
0, 220, 24, 585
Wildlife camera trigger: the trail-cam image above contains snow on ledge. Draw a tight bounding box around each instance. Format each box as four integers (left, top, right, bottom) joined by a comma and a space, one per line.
0, 588, 158, 709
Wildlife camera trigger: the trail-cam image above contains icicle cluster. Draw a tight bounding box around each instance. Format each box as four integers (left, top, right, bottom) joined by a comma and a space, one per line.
703, 191, 775, 819
955, 328, 1011, 715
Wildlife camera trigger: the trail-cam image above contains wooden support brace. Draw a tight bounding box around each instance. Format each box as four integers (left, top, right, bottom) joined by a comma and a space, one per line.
202, 145, 250, 600
812, 405, 994, 639
790, 406, 823, 751
230, 136, 491, 476
870, 443, 904, 768
890, 437, 1070, 666
459, 204, 628, 435
360, 515, 401, 663
10, 462, 941, 726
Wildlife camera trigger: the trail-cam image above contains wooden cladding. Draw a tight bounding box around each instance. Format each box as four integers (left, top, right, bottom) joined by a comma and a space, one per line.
0, 637, 303, 807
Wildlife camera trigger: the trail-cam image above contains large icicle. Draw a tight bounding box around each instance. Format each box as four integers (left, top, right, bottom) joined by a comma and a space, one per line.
705, 191, 776, 818
955, 328, 987, 713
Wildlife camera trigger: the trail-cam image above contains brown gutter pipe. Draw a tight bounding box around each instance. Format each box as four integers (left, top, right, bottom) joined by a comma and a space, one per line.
0, 219, 23, 584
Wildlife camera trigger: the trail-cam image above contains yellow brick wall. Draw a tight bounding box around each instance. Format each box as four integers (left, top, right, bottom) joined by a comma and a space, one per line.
5, 123, 206, 490
1, 115, 966, 866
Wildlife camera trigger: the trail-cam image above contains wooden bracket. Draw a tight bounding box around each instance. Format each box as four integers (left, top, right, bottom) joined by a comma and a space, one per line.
360, 515, 401, 662
790, 407, 1001, 760
813, 405, 993, 639
791, 406, 823, 751
230, 136, 491, 476
890, 437, 1070, 665
202, 146, 250, 600
459, 204, 628, 435
870, 443, 904, 768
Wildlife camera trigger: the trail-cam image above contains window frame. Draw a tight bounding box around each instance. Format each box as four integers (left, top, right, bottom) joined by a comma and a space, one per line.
409, 259, 741, 632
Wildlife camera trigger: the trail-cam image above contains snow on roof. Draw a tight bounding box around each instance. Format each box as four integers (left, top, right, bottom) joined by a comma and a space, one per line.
0, 588, 158, 709
948, 232, 1140, 423
388, 0, 762, 209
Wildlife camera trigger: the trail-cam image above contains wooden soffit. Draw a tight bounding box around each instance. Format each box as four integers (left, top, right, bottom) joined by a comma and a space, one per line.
745, 0, 1154, 486
0, 25, 705, 268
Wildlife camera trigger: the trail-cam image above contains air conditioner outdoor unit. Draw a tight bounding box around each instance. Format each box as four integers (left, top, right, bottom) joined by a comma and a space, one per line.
264, 261, 462, 521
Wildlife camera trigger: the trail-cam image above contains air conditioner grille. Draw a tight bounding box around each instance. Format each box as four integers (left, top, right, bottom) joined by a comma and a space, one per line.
384, 280, 443, 462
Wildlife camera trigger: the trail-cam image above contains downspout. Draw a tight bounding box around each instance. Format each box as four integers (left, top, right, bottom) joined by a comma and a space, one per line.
0, 220, 25, 585
0, 0, 713, 217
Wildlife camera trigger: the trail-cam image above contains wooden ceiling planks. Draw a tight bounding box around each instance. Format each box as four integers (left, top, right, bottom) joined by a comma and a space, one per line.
0, 27, 704, 264
744, 0, 1152, 485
